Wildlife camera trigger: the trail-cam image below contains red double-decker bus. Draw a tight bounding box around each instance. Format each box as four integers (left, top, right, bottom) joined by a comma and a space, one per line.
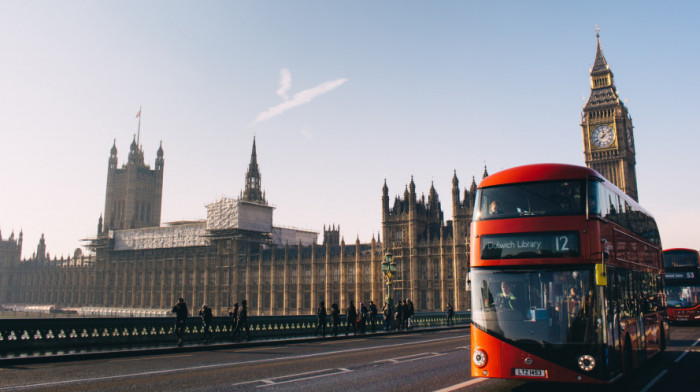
664, 248, 700, 322
469, 163, 667, 384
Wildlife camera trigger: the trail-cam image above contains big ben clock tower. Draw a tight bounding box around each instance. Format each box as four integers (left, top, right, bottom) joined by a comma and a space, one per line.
581, 28, 638, 201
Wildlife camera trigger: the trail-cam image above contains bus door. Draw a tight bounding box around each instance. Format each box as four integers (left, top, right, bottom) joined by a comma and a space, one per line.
606, 268, 622, 373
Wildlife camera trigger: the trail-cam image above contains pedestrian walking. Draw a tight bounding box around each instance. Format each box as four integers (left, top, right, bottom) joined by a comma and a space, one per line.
368, 300, 378, 332
171, 297, 188, 346
406, 298, 415, 330
199, 304, 213, 343
231, 299, 250, 341
313, 300, 327, 336
381, 301, 392, 330
446, 303, 454, 326
358, 302, 368, 334
229, 302, 239, 336
345, 300, 357, 336
330, 303, 340, 336
395, 300, 404, 331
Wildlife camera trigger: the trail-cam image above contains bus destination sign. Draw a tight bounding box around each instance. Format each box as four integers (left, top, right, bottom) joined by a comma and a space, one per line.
665, 271, 697, 280
481, 232, 580, 260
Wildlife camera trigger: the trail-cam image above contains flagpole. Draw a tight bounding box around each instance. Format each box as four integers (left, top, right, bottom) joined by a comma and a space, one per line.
137, 105, 142, 147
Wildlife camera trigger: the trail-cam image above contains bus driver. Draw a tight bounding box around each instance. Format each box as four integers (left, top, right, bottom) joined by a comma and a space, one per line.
489, 200, 503, 216
498, 281, 518, 310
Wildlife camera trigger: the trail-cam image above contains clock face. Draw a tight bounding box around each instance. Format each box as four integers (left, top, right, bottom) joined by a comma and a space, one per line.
592, 125, 615, 148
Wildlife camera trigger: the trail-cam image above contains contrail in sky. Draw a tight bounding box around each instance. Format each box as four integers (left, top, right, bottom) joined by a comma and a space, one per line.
250, 69, 347, 127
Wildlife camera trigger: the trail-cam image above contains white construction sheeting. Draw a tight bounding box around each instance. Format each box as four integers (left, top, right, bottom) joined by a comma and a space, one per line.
113, 223, 208, 251
206, 197, 273, 233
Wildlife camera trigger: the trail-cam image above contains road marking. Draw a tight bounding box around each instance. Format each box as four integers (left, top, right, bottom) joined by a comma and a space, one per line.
640, 370, 667, 392
433, 377, 488, 392
0, 335, 465, 391
456, 346, 469, 350
109, 354, 192, 362
374, 352, 444, 364
674, 338, 700, 363
256, 367, 352, 388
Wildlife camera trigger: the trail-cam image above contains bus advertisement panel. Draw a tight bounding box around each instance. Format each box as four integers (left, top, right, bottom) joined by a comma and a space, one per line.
664, 248, 700, 322
469, 163, 666, 384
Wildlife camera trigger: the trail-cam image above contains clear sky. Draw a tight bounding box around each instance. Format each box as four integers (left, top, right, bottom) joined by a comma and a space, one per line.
1, 1, 699, 258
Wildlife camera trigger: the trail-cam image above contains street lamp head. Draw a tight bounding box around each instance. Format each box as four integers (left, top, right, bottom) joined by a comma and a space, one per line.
382, 251, 393, 272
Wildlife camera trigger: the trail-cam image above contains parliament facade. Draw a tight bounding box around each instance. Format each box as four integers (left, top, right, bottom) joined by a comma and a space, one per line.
0, 31, 634, 317
0, 137, 473, 316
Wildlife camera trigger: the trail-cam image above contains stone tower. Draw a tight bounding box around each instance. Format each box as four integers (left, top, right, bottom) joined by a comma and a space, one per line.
103, 137, 164, 231
581, 28, 638, 201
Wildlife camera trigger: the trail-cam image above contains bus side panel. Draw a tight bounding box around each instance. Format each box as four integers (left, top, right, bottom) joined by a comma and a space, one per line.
620, 318, 640, 368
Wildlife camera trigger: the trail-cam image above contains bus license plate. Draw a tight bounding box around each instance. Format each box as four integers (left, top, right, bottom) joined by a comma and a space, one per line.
514, 368, 546, 377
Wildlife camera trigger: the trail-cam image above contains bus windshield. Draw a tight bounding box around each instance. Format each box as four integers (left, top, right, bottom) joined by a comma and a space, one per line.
667, 285, 700, 308
471, 267, 599, 346
664, 250, 700, 268
475, 180, 584, 221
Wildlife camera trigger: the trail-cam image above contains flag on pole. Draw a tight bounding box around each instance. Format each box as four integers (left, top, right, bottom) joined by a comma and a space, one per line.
136, 108, 141, 118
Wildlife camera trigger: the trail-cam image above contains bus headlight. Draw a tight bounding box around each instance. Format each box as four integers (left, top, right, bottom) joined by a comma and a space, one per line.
577, 354, 596, 371
473, 349, 487, 367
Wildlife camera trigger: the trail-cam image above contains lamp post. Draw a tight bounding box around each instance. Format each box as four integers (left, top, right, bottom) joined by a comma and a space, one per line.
381, 251, 397, 312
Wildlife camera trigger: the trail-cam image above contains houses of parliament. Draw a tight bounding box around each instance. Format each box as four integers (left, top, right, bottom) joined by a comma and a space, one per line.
0, 32, 638, 316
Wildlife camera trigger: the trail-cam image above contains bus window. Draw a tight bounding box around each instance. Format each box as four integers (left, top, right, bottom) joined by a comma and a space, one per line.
475, 180, 584, 221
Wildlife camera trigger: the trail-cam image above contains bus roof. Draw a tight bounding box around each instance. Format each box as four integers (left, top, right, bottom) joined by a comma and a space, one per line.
478, 163, 654, 218
478, 163, 600, 188
663, 248, 699, 253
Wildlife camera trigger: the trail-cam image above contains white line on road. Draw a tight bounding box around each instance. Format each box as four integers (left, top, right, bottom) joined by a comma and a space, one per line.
109, 353, 192, 362
640, 370, 667, 392
433, 377, 488, 392
674, 337, 700, 363
0, 334, 466, 391
256, 368, 352, 388
374, 352, 444, 364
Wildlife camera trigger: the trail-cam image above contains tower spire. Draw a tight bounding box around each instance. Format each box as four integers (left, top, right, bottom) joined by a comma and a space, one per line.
242, 137, 266, 204
592, 25, 609, 74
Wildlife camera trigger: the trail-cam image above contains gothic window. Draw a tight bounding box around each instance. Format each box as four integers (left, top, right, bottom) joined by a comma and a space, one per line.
275, 267, 284, 284
332, 266, 340, 283
289, 292, 297, 309
290, 268, 297, 284
275, 293, 283, 309
348, 265, 355, 283
303, 266, 311, 284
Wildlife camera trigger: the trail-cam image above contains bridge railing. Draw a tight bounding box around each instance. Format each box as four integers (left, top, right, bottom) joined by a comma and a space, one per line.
0, 311, 469, 357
